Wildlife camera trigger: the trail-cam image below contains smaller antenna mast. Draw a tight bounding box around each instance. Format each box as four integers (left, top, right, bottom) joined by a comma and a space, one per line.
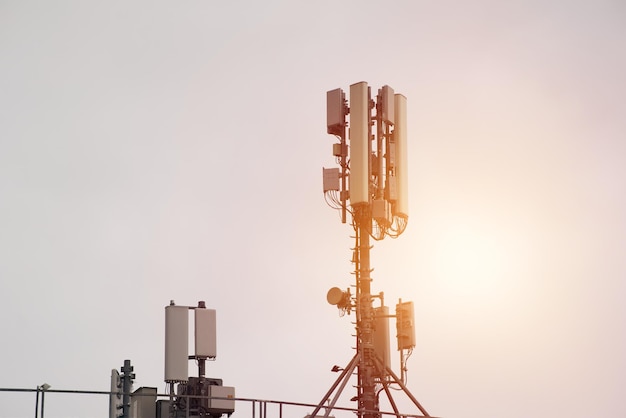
164, 300, 234, 418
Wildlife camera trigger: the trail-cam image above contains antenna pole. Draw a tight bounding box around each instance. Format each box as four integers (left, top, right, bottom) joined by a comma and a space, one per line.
120, 360, 135, 418
355, 207, 377, 418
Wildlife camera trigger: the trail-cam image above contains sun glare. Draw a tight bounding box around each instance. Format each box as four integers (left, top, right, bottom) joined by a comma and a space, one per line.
432, 221, 512, 298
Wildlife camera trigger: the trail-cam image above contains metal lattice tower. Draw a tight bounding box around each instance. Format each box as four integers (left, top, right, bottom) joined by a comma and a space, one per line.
314, 82, 432, 418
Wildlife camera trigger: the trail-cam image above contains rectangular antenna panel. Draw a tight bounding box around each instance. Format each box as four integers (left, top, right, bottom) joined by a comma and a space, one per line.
349, 82, 369, 206
385, 175, 397, 202
165, 305, 189, 382
109, 369, 121, 418
387, 141, 396, 167
323, 167, 340, 192
396, 301, 416, 350
195, 308, 217, 358
372, 199, 392, 226
372, 199, 386, 219
373, 306, 391, 375
327, 88, 345, 135
394, 94, 409, 218
381, 85, 395, 124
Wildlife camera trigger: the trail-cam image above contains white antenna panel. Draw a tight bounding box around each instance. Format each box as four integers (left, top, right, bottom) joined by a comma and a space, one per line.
394, 94, 409, 218
165, 305, 189, 382
349, 81, 369, 207
194, 308, 217, 358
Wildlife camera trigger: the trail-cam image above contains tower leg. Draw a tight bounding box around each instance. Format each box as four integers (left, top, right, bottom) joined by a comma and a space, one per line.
308, 354, 360, 418
373, 357, 430, 417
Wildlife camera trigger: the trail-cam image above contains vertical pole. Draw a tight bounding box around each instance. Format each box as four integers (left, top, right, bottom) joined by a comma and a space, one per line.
34, 388, 40, 418
121, 360, 134, 418
400, 350, 405, 384
352, 83, 378, 418
198, 359, 205, 378
197, 300, 207, 413
341, 121, 347, 224
169, 382, 175, 418
198, 359, 207, 411
356, 208, 377, 418
40, 390, 45, 418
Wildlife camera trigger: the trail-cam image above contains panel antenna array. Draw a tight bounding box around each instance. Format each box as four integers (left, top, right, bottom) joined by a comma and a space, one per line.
164, 301, 235, 418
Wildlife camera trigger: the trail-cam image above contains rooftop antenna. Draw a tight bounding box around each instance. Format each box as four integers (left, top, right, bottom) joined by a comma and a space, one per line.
164, 300, 235, 418
316, 82, 432, 418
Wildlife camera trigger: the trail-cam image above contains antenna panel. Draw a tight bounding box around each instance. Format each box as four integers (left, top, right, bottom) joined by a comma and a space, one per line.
381, 85, 395, 124
109, 369, 121, 418
385, 174, 397, 202
349, 82, 369, 207
327, 88, 345, 135
396, 301, 415, 350
194, 308, 217, 358
165, 305, 189, 382
373, 306, 391, 375
323, 167, 340, 192
394, 94, 409, 218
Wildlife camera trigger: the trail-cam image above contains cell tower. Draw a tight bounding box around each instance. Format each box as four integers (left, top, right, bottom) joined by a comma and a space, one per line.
312, 82, 432, 418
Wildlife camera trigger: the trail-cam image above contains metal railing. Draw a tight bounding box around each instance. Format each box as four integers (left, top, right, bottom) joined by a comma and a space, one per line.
0, 387, 435, 418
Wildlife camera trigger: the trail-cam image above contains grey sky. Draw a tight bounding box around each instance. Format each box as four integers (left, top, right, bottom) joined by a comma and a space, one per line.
1, 1, 625, 417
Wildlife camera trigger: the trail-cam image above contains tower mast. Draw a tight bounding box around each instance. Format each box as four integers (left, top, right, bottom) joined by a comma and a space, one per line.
316, 82, 430, 418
